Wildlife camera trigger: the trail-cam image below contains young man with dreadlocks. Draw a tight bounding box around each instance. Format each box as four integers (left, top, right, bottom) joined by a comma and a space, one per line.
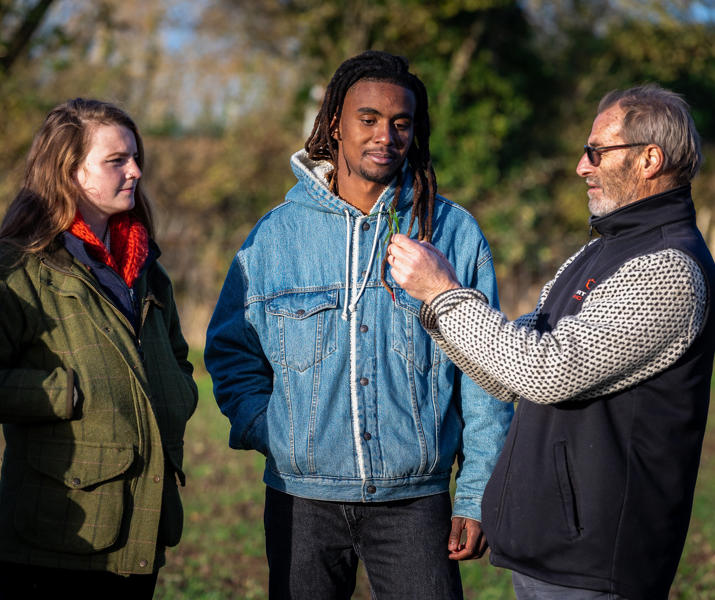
205, 50, 513, 599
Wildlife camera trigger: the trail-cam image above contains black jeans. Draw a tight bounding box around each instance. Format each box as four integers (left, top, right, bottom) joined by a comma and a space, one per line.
264, 487, 463, 600
0, 562, 159, 600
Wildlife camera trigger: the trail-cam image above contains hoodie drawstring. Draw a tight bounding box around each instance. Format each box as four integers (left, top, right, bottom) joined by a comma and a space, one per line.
342, 209, 352, 321
341, 202, 386, 321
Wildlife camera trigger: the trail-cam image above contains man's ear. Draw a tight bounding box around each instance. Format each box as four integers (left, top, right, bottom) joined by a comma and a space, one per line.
642, 144, 665, 180
330, 115, 340, 141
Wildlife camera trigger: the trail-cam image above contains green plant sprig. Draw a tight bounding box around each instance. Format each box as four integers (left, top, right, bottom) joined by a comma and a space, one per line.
379, 204, 400, 301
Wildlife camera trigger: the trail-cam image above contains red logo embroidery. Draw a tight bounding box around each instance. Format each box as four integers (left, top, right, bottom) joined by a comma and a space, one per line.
573, 278, 597, 301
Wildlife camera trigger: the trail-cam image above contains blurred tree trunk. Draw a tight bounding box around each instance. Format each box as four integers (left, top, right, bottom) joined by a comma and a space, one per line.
0, 0, 55, 73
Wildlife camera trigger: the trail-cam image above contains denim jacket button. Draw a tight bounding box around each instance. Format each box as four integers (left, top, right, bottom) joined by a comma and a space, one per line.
360, 324, 368, 333
362, 221, 370, 231
363, 431, 372, 440
367, 485, 377, 494
296, 309, 305, 316
359, 377, 369, 386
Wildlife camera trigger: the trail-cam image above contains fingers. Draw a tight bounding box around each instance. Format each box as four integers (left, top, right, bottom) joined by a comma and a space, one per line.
391, 232, 411, 245
388, 237, 437, 270
447, 517, 464, 552
388, 235, 414, 261
388, 233, 428, 259
387, 237, 425, 274
387, 234, 462, 304
448, 518, 487, 561
447, 517, 473, 560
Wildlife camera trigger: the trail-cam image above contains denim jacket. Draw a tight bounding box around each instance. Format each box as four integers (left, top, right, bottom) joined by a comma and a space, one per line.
205, 150, 512, 520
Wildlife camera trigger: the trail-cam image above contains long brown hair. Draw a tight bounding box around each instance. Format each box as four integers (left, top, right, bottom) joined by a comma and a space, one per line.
0, 98, 154, 254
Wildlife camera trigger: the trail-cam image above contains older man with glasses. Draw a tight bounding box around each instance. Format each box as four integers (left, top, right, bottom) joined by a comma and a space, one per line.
387, 83, 714, 600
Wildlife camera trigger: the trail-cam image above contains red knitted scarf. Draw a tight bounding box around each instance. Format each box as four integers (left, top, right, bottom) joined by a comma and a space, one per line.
69, 212, 149, 288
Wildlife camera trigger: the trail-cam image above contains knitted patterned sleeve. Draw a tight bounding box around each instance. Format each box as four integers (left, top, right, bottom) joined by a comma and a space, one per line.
420, 249, 707, 404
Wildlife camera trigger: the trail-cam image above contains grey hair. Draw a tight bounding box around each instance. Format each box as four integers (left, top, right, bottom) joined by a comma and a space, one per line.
598, 84, 701, 185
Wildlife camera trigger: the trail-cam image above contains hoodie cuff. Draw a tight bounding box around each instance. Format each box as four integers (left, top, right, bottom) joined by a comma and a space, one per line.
452, 495, 482, 522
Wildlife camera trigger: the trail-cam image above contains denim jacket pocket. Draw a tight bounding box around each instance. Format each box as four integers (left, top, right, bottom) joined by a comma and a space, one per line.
265, 289, 338, 372
391, 287, 445, 373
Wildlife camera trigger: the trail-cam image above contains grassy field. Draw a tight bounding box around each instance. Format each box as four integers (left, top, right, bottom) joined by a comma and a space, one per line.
0, 355, 712, 598
152, 355, 715, 599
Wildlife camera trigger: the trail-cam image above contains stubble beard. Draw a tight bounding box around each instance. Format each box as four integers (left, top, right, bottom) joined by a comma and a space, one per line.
588, 157, 640, 217
358, 156, 405, 186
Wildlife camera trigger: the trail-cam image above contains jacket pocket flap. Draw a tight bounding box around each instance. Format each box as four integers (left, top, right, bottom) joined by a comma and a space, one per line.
393, 287, 421, 316
28, 438, 134, 489
265, 289, 338, 319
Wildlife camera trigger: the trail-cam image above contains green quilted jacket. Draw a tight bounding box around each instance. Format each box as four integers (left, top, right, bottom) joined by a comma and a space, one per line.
0, 241, 198, 575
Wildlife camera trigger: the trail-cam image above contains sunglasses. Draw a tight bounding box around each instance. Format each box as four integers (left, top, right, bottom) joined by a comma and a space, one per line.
583, 143, 648, 166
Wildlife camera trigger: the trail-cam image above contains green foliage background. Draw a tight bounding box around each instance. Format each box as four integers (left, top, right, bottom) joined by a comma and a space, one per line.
1, 0, 715, 596
2, 0, 715, 335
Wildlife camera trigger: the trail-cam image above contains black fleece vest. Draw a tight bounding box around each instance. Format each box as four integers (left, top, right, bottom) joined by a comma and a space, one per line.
482, 186, 715, 600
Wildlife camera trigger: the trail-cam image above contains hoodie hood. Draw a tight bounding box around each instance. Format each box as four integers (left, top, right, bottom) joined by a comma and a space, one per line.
288, 149, 414, 216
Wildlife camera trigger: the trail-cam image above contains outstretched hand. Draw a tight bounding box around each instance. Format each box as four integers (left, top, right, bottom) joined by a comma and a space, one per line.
387, 233, 461, 304
448, 517, 488, 561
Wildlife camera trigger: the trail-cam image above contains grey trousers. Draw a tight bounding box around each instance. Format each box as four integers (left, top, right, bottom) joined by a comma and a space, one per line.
512, 571, 629, 600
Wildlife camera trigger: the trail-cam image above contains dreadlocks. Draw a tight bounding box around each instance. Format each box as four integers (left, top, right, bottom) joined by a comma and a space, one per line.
304, 50, 437, 297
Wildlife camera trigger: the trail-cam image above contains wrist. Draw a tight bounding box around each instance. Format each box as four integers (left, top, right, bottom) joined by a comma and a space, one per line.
425, 281, 460, 305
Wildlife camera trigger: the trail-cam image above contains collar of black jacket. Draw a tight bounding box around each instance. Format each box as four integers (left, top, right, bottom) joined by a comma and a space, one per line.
589, 184, 695, 239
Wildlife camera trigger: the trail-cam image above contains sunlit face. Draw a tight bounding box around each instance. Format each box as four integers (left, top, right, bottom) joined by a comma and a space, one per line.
75, 124, 141, 236
334, 79, 416, 189
576, 104, 641, 217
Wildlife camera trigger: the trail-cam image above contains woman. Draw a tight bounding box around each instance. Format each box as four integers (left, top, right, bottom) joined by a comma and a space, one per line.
0, 98, 198, 598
